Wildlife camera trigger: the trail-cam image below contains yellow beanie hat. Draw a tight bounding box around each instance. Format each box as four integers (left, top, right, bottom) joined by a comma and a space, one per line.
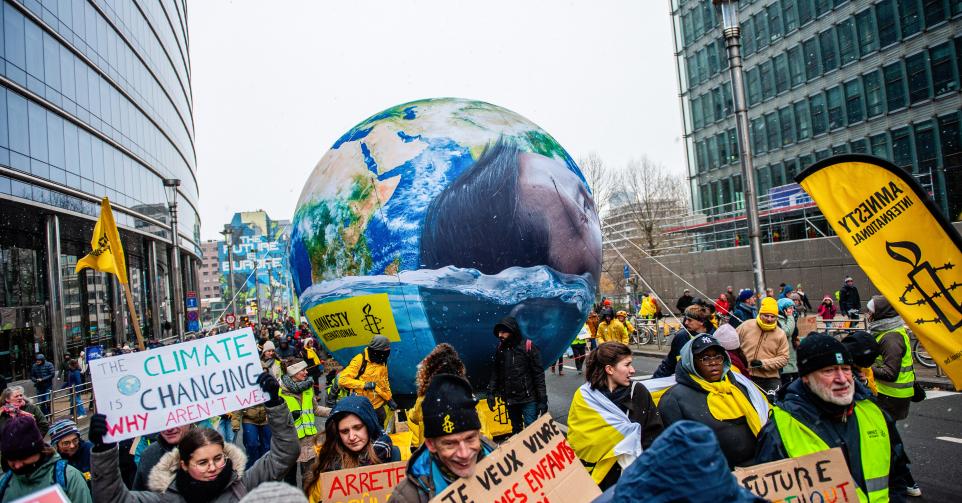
759, 297, 778, 317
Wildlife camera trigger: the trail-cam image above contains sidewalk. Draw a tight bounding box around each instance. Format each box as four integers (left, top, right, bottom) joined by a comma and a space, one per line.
629, 344, 955, 390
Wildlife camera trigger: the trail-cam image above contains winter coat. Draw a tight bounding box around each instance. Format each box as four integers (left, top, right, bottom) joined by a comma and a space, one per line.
61, 440, 94, 481
730, 302, 756, 328
338, 349, 392, 409
755, 379, 911, 503
838, 284, 861, 314
391, 437, 497, 503
0, 453, 92, 503
714, 296, 731, 316
600, 318, 628, 344
91, 402, 299, 503
487, 317, 546, 405
0, 401, 49, 438
736, 320, 789, 379
676, 294, 694, 313
652, 328, 700, 378
592, 382, 666, 488
778, 314, 799, 374
30, 360, 55, 390
230, 405, 268, 429
818, 300, 837, 320
132, 438, 175, 490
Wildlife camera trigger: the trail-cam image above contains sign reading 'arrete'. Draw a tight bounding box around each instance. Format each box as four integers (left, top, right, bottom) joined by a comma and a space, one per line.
90, 327, 267, 442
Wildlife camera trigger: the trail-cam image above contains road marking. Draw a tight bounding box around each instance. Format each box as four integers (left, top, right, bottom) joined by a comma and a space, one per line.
925, 390, 959, 400
936, 436, 962, 444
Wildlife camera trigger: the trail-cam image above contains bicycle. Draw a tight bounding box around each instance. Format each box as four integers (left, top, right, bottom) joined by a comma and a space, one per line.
912, 338, 936, 368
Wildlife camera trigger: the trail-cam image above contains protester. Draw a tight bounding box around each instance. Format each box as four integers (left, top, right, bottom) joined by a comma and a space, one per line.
48, 419, 93, 483
63, 359, 86, 417
712, 323, 747, 374
260, 341, 284, 381
303, 396, 395, 501
652, 304, 711, 378
777, 298, 800, 388
486, 316, 547, 434
570, 325, 589, 374
778, 283, 794, 299
0, 386, 49, 439
592, 421, 765, 503
0, 415, 92, 502
231, 404, 271, 469
279, 357, 331, 484
755, 334, 912, 502
29, 354, 55, 415
586, 312, 601, 350
657, 336, 768, 468
795, 284, 813, 312
714, 292, 731, 317
867, 295, 916, 421
276, 336, 296, 359
730, 289, 756, 327
300, 338, 323, 389
841, 331, 882, 396
818, 295, 838, 325
610, 311, 630, 344
132, 425, 191, 490
595, 311, 613, 344
392, 374, 496, 502
737, 297, 789, 395
639, 293, 659, 319
567, 342, 664, 489
839, 276, 862, 318
408, 344, 467, 448
676, 289, 694, 313
337, 336, 396, 423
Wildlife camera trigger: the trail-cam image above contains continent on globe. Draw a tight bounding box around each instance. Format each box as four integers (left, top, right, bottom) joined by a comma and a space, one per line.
290, 98, 601, 397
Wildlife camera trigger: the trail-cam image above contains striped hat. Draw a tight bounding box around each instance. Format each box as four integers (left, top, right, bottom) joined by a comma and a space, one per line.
48, 418, 80, 444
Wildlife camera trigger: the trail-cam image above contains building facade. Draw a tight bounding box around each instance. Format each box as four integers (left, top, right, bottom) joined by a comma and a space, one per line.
220, 211, 293, 323
200, 240, 221, 300
671, 0, 962, 249
0, 0, 199, 377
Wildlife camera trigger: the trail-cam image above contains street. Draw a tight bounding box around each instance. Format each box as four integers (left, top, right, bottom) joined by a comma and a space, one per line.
545, 354, 962, 501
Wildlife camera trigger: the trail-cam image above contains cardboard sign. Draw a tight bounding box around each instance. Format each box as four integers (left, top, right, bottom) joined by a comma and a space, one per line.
733, 448, 858, 502
9, 485, 69, 503
431, 414, 601, 503
305, 293, 401, 351
90, 327, 267, 442
319, 461, 406, 503
797, 315, 818, 338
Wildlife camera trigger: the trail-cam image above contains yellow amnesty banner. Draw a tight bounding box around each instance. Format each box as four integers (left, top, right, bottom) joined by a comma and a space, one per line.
76, 197, 129, 285
797, 155, 962, 389
305, 293, 400, 351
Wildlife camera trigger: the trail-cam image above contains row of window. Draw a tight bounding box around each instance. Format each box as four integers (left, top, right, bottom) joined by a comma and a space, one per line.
2, 1, 196, 179
0, 87, 200, 239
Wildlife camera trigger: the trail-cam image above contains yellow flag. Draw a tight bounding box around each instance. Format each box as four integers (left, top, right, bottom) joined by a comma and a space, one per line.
76, 197, 129, 285
797, 154, 962, 389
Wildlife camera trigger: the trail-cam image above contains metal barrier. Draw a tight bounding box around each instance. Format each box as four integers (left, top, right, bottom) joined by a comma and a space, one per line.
26, 381, 95, 433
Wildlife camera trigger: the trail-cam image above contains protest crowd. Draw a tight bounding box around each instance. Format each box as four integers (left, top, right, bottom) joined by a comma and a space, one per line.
0, 279, 925, 502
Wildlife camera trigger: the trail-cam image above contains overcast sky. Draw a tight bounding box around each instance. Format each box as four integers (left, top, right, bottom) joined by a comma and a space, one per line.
188, 0, 684, 240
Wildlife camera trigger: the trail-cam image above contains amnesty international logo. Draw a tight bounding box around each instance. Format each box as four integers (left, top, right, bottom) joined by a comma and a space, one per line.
361, 303, 383, 335
304, 293, 400, 352
887, 241, 962, 331
442, 414, 455, 434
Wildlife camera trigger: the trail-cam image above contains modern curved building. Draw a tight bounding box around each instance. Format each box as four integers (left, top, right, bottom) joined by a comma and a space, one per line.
0, 0, 199, 378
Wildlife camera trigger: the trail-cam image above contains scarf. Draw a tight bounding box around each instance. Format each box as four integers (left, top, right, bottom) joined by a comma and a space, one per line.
175, 458, 235, 503
756, 315, 777, 331
281, 374, 313, 394
689, 372, 767, 435
868, 316, 903, 334
567, 382, 644, 484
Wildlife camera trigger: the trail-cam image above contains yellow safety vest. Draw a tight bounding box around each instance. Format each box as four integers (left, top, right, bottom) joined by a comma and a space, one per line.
874, 327, 916, 399
279, 388, 317, 438
772, 402, 891, 502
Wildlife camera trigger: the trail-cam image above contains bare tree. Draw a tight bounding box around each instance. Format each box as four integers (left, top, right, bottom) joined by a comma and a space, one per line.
612, 156, 690, 256
577, 152, 617, 217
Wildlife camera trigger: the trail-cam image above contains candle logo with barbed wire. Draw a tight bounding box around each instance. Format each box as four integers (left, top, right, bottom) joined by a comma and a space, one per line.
887, 241, 962, 331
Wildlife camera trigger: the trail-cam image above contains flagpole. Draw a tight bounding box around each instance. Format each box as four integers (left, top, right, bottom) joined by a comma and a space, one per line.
121, 283, 145, 350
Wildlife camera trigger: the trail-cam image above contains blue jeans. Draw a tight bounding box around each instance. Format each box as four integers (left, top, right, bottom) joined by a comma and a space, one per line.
506, 402, 538, 434
242, 424, 272, 469
36, 388, 51, 415
217, 417, 236, 444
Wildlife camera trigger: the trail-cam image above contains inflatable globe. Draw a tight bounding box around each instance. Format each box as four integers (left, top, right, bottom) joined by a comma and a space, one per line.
290, 98, 601, 396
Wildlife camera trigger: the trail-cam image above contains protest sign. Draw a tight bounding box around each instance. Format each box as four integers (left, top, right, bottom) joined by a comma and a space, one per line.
318, 460, 406, 503
797, 315, 818, 338
733, 448, 857, 502
305, 293, 400, 351
90, 327, 267, 442
431, 413, 601, 503
9, 485, 69, 503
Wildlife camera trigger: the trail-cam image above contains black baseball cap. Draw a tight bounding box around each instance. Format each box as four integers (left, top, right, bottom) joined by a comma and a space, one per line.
690, 335, 724, 355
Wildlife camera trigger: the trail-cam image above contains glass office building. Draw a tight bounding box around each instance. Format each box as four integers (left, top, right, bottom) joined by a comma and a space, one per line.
671, 0, 961, 249
0, 0, 199, 378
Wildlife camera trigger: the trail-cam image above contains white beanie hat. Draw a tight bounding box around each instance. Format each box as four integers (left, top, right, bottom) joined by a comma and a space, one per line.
713, 323, 740, 351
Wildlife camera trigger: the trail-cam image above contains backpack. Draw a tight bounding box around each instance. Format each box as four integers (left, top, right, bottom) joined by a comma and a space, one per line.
325, 353, 369, 407
0, 459, 68, 500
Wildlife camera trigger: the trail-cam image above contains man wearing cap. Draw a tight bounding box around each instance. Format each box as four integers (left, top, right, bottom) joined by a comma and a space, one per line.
392, 374, 497, 503
279, 357, 332, 484
487, 316, 547, 433
0, 415, 92, 502
676, 289, 694, 314
29, 353, 54, 415
48, 419, 93, 484
756, 334, 912, 502
737, 297, 789, 394
839, 276, 862, 318
338, 335, 397, 422
730, 289, 758, 328
653, 304, 712, 378
609, 311, 630, 345
261, 340, 284, 381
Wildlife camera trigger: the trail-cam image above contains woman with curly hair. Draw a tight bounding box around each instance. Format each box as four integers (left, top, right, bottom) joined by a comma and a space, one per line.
407, 344, 466, 447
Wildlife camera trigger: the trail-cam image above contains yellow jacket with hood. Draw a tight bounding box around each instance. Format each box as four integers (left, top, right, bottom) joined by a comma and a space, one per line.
338, 348, 392, 408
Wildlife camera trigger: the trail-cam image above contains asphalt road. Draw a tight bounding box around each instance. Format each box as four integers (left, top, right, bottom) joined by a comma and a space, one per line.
545, 354, 962, 501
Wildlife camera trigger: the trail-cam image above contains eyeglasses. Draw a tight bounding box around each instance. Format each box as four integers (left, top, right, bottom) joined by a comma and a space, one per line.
58, 438, 80, 447
190, 453, 227, 470
696, 354, 725, 364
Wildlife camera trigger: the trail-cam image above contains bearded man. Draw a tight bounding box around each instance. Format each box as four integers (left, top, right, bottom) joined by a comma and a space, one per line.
755, 333, 912, 503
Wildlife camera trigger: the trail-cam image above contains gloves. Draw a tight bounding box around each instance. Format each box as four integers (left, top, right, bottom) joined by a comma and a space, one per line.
749, 359, 763, 368
257, 372, 281, 406
536, 400, 548, 417
89, 414, 114, 452
386, 399, 398, 411
486, 397, 497, 411
364, 382, 376, 391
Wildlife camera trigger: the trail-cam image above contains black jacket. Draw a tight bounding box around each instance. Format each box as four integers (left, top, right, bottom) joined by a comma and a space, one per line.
676, 295, 694, 313
487, 317, 546, 405
652, 328, 699, 378
839, 284, 861, 313
658, 368, 758, 468
755, 379, 910, 503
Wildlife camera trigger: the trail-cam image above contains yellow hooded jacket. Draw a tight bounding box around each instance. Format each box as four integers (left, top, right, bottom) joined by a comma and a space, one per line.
338, 348, 392, 409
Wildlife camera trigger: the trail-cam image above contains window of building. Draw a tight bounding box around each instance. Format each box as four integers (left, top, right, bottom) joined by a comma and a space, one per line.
864, 70, 885, 118
757, 166, 772, 195
788, 46, 806, 87
799, 154, 816, 172
844, 79, 864, 124
774, 54, 789, 94
747, 67, 762, 106
929, 41, 959, 96
728, 128, 740, 163
922, 0, 947, 28
905, 52, 931, 104
803, 37, 821, 80
692, 96, 704, 130
876, 0, 900, 47
794, 100, 812, 140
957, 37, 962, 79
870, 133, 891, 158
768, 3, 783, 42
799, 0, 815, 26
707, 135, 719, 170
815, 148, 831, 160
891, 126, 915, 171
837, 18, 858, 66
899, 0, 922, 37
855, 8, 879, 56
780, 106, 795, 146
884, 62, 908, 110
755, 10, 770, 50
939, 113, 961, 172
743, 17, 756, 55
697, 140, 708, 172
752, 116, 768, 154
722, 82, 734, 116
761, 60, 776, 100
826, 86, 845, 130
717, 131, 730, 166
819, 29, 839, 72
814, 0, 833, 17
766, 112, 781, 149
708, 43, 720, 76
951, 0, 962, 16
810, 93, 828, 136
772, 163, 787, 187
851, 138, 869, 153
712, 87, 724, 121
915, 121, 938, 175
784, 159, 800, 179
702, 92, 714, 124
832, 144, 850, 155
785, 1, 799, 33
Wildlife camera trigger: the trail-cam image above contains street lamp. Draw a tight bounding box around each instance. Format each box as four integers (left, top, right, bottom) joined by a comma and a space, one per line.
163, 178, 185, 340
714, 0, 767, 296
220, 224, 238, 323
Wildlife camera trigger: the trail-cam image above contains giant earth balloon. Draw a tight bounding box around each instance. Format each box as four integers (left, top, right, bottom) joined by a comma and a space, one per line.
290, 98, 601, 396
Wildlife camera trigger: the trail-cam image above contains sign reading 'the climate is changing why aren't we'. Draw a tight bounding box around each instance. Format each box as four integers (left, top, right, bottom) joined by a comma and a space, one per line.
90, 327, 267, 442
